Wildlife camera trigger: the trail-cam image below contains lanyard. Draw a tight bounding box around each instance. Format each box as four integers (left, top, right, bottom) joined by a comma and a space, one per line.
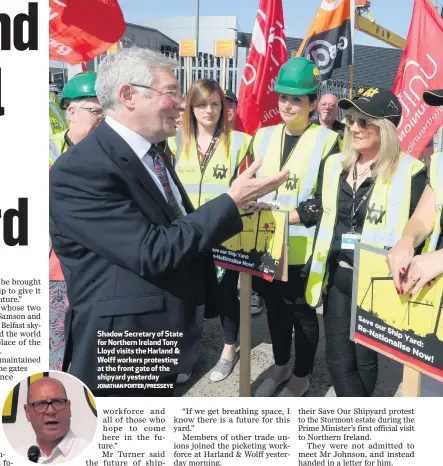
350, 163, 374, 232
198, 130, 219, 174
62, 131, 74, 152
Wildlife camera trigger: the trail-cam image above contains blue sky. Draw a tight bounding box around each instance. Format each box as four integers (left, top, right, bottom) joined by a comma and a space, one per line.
119, 0, 419, 48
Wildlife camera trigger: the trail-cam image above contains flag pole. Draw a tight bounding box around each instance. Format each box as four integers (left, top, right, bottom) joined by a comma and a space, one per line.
349, 64, 354, 99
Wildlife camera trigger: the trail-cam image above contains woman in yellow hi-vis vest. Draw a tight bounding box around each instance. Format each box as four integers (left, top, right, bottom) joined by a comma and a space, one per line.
305, 88, 426, 397
167, 79, 252, 384
50, 72, 102, 370
387, 89, 443, 397
250, 57, 340, 397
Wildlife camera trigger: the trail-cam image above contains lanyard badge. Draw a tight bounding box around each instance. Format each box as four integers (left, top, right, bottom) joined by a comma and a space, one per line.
341, 163, 373, 250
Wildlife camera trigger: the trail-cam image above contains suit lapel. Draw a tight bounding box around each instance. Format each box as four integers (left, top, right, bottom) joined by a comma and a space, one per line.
95, 121, 177, 224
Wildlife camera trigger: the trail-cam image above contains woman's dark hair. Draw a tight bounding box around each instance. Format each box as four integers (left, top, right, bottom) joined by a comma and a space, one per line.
307, 93, 318, 119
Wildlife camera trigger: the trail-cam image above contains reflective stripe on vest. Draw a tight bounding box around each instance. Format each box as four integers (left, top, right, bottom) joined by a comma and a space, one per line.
256, 126, 275, 165
254, 124, 338, 264
177, 183, 228, 196
174, 129, 183, 166
426, 152, 443, 251
308, 154, 344, 277
231, 130, 245, 175
289, 224, 316, 238
361, 153, 415, 248
299, 126, 330, 202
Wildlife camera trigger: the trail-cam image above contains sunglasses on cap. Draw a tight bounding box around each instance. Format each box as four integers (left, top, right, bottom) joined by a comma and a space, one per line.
345, 115, 370, 129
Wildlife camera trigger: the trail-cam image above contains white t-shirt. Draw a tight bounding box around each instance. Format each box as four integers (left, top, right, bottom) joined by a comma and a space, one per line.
17, 430, 90, 464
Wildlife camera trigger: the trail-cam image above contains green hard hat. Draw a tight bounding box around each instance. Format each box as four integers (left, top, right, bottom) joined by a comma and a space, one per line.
274, 57, 321, 96
60, 72, 97, 109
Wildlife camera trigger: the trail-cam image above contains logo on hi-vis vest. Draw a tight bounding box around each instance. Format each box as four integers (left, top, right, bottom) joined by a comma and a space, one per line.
285, 174, 299, 191
51, 119, 63, 132
366, 204, 386, 225
213, 164, 228, 180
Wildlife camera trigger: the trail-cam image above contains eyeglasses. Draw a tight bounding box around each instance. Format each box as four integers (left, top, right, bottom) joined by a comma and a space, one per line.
319, 104, 337, 110
80, 106, 103, 118
129, 84, 184, 103
345, 115, 370, 129
29, 398, 68, 413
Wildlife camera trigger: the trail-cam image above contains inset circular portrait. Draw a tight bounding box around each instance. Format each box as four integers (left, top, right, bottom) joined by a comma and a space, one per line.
2, 370, 97, 463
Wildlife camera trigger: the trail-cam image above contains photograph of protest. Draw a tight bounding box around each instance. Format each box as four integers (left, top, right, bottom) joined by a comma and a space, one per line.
2, 371, 97, 463
43, 0, 443, 404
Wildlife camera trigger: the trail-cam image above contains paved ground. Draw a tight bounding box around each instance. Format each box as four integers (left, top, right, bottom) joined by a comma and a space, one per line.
175, 306, 403, 397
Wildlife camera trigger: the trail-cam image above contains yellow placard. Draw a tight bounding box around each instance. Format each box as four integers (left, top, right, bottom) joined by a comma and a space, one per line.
179, 40, 197, 57
214, 209, 288, 281
354, 245, 443, 381
214, 40, 236, 57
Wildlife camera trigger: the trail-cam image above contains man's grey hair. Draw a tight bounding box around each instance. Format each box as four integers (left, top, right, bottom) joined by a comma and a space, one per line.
95, 46, 178, 113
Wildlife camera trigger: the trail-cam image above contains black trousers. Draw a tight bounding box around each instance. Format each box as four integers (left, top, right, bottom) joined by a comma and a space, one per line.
218, 269, 240, 345
253, 266, 319, 377
323, 265, 378, 397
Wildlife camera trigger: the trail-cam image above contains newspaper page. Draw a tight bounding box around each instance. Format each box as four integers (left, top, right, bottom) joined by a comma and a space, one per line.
0, 1, 442, 466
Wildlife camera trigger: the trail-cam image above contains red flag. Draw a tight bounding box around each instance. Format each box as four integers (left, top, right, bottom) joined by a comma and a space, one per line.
235, 0, 287, 135
49, 0, 126, 65
393, 0, 443, 158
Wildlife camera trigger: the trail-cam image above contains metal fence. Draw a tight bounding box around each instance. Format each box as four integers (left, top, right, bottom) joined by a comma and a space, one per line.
169, 53, 238, 93
319, 79, 367, 120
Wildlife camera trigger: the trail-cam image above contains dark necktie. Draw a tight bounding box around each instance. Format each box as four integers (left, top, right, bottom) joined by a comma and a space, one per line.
148, 145, 183, 218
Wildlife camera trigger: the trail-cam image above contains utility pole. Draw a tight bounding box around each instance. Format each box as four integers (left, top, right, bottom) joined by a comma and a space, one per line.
195, 0, 200, 55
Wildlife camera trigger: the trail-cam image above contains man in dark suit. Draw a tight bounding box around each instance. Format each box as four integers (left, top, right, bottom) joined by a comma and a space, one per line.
49, 47, 289, 397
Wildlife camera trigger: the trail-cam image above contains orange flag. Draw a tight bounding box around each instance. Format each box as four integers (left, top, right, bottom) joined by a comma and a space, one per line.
297, 0, 355, 80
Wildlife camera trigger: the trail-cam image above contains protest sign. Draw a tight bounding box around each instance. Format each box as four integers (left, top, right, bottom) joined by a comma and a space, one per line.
352, 244, 443, 382
213, 209, 288, 282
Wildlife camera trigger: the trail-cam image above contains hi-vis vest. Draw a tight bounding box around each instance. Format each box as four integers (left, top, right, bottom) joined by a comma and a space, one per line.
168, 129, 252, 208
254, 123, 338, 265
49, 130, 68, 167
424, 152, 443, 252
306, 152, 424, 307
49, 100, 68, 137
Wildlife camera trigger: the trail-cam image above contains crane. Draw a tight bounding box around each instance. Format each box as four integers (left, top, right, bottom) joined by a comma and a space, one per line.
355, 0, 406, 49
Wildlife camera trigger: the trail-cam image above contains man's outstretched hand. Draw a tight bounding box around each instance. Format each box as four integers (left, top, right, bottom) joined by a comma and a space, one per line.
228, 159, 290, 207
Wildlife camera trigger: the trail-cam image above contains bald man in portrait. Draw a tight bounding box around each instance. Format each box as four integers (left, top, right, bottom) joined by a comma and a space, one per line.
18, 377, 89, 463
312, 93, 345, 135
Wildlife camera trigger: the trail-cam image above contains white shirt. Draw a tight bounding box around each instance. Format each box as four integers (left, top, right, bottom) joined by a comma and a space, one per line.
105, 116, 187, 216
18, 430, 90, 464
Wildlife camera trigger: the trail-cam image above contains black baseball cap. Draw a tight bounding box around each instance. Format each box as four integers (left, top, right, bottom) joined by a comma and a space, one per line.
423, 89, 443, 106
338, 87, 402, 127
224, 89, 238, 103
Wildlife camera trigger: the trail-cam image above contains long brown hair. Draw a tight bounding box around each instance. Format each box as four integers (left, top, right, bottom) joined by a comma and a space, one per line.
182, 79, 230, 158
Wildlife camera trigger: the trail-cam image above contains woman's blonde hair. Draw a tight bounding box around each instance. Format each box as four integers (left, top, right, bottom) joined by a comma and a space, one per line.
342, 107, 401, 181
182, 79, 229, 157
